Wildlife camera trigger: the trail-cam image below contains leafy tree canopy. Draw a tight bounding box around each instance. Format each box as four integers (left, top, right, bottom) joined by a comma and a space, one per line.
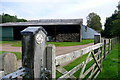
86, 12, 102, 32
0, 13, 27, 23
102, 12, 120, 38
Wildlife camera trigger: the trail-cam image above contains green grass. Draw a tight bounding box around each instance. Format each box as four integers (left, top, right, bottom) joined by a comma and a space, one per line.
47, 39, 94, 47
56, 53, 96, 79
0, 51, 22, 60
0, 39, 94, 47
56, 42, 120, 79
63, 53, 88, 71
56, 53, 90, 78
0, 41, 22, 47
96, 42, 120, 79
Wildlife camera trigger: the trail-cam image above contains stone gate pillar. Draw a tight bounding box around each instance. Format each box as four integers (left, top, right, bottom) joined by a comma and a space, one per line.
21, 26, 47, 79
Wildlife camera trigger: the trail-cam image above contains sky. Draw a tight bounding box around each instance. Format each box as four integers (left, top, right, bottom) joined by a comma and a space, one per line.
0, 0, 119, 27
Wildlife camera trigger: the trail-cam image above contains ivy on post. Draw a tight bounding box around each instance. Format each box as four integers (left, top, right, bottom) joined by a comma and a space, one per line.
21, 26, 47, 79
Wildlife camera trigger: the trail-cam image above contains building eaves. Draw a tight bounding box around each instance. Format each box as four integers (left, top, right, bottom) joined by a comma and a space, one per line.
0, 19, 83, 27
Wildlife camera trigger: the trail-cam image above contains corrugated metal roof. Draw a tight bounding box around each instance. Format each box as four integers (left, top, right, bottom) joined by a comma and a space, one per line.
0, 19, 83, 26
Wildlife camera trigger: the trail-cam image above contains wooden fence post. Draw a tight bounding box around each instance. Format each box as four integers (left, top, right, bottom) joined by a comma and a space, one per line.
103, 40, 106, 59
112, 38, 115, 48
46, 44, 56, 79
108, 39, 110, 54
21, 26, 47, 79
111, 38, 113, 50
94, 33, 101, 58
94, 33, 101, 44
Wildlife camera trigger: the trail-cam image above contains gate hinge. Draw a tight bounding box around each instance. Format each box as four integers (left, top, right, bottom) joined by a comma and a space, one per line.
40, 66, 51, 80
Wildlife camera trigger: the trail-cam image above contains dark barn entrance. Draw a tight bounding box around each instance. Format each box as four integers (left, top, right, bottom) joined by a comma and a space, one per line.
43, 25, 80, 42
13, 26, 27, 40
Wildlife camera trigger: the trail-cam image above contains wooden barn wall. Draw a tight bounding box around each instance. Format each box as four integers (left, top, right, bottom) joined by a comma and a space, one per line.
2, 27, 14, 41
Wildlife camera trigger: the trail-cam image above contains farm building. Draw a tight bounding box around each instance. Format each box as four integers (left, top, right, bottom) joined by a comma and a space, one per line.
0, 19, 83, 42
81, 25, 99, 39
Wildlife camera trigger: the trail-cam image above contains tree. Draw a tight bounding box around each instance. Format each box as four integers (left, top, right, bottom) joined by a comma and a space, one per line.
86, 12, 102, 32
0, 13, 27, 23
102, 12, 120, 38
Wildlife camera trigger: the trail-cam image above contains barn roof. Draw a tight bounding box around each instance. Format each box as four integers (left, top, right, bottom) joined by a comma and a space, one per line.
0, 19, 83, 27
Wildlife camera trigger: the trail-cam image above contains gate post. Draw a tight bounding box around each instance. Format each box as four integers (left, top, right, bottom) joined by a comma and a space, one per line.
94, 33, 101, 44
103, 39, 106, 59
94, 33, 102, 66
21, 26, 47, 79
94, 33, 101, 54
46, 44, 56, 79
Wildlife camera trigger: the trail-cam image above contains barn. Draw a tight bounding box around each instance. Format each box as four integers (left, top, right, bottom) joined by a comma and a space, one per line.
81, 25, 99, 39
0, 19, 83, 42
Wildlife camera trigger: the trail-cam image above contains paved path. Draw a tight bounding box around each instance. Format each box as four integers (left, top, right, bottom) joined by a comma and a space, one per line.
1, 43, 94, 56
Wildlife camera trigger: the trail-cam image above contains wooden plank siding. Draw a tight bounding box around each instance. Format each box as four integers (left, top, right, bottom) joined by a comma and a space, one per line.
1, 27, 14, 41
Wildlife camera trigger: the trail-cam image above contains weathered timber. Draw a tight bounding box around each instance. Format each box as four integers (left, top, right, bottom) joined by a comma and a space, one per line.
106, 51, 109, 54
88, 67, 99, 79
0, 71, 4, 78
93, 70, 100, 79
106, 45, 109, 48
82, 63, 96, 78
91, 51, 101, 72
79, 51, 92, 79
103, 39, 106, 59
56, 66, 76, 79
94, 33, 101, 44
58, 57, 93, 79
56, 43, 103, 65
46, 44, 56, 79
108, 39, 111, 54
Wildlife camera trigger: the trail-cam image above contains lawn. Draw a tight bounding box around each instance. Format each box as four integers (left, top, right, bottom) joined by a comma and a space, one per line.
56, 53, 94, 79
56, 42, 120, 79
47, 39, 94, 47
96, 42, 120, 79
0, 51, 22, 60
0, 41, 22, 47
0, 39, 94, 47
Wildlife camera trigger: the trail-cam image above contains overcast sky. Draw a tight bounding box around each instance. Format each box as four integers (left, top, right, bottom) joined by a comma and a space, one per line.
0, 0, 119, 26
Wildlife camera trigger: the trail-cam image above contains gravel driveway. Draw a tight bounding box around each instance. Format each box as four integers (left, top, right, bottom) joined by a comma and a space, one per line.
1, 43, 94, 56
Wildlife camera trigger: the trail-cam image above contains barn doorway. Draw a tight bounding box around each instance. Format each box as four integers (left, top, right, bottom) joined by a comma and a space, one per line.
13, 26, 27, 40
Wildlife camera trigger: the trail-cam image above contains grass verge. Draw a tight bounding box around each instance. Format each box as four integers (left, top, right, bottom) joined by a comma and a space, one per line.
0, 51, 22, 60
56, 53, 92, 78
0, 41, 21, 47
47, 39, 94, 47
0, 39, 94, 47
96, 42, 120, 79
